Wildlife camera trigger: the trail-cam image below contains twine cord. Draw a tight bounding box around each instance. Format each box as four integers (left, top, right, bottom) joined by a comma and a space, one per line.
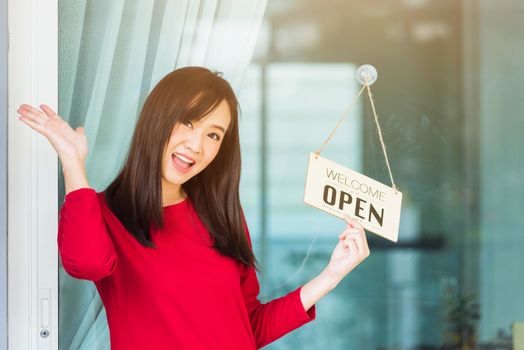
316, 84, 366, 156
316, 78, 397, 190
365, 84, 397, 191
262, 231, 321, 299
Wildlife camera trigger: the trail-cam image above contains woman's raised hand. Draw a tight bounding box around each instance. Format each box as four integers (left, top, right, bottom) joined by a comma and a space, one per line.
17, 104, 88, 164
325, 215, 370, 282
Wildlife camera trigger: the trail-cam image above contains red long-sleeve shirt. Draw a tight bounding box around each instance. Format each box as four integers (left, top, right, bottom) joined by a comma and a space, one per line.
58, 188, 316, 349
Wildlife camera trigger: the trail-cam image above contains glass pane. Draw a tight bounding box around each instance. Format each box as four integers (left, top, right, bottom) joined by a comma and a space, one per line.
242, 1, 524, 349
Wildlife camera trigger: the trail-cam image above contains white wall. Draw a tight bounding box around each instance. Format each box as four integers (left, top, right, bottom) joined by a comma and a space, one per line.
1, 0, 8, 347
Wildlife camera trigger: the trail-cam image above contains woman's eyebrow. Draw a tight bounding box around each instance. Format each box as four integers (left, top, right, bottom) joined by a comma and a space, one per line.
211, 124, 226, 133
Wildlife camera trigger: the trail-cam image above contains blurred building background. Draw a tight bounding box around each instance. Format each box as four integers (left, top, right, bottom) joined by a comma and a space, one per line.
237, 0, 524, 349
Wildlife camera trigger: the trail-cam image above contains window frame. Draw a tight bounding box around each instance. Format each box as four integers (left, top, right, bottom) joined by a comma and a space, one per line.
8, 0, 59, 349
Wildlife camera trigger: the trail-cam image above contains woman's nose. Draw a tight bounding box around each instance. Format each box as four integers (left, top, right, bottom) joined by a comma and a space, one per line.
184, 133, 202, 154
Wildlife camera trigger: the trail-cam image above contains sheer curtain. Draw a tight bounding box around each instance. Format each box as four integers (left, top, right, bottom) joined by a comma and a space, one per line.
57, 1, 266, 348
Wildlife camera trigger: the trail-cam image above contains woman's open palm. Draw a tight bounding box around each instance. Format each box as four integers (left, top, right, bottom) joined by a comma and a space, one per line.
17, 104, 88, 163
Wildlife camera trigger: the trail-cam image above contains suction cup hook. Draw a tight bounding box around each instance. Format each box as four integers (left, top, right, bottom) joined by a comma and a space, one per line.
356, 64, 378, 86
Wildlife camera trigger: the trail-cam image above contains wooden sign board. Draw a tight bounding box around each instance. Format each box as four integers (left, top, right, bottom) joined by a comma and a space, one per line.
304, 152, 402, 242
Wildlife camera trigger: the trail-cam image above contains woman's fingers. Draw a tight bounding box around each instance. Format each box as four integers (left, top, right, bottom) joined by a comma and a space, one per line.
345, 237, 358, 256
18, 104, 45, 117
342, 214, 365, 232
361, 230, 370, 256
346, 233, 363, 253
352, 232, 370, 257
18, 115, 48, 134
338, 227, 360, 239
18, 104, 57, 119
17, 105, 49, 125
39, 104, 59, 119
340, 230, 370, 257
17, 103, 89, 163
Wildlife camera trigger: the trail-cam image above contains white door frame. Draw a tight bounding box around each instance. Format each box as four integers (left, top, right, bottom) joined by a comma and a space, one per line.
1, 0, 8, 347
8, 0, 59, 349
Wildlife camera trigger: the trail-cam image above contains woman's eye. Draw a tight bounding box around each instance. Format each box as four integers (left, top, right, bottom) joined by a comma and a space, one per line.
209, 133, 221, 141
184, 121, 193, 128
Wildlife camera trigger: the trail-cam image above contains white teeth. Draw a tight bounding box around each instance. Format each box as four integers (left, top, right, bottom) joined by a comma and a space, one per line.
173, 153, 195, 164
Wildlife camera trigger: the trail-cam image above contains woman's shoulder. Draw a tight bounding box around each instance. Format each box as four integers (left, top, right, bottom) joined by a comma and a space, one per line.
63, 187, 104, 206
64, 187, 112, 214
95, 190, 112, 212
94, 191, 128, 233
61, 188, 114, 225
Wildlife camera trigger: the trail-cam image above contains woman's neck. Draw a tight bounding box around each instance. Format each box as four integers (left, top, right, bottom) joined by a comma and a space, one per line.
161, 181, 186, 206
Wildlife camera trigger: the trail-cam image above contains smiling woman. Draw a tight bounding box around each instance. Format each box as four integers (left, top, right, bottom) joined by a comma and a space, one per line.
17, 64, 371, 349
161, 99, 232, 206
104, 67, 249, 261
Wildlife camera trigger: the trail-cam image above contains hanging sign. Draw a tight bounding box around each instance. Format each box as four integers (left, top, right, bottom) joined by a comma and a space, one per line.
304, 153, 402, 242
303, 65, 402, 242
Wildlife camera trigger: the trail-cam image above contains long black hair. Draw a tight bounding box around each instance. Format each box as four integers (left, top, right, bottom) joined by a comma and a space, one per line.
104, 66, 257, 269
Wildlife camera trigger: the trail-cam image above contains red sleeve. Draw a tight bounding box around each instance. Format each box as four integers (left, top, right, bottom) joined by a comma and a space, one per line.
57, 187, 117, 281
240, 212, 316, 348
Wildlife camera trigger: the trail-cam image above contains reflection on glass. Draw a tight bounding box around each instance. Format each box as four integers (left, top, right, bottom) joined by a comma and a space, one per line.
243, 1, 524, 349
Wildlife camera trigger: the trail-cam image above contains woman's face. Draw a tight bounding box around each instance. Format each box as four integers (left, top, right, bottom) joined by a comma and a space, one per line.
161, 99, 232, 193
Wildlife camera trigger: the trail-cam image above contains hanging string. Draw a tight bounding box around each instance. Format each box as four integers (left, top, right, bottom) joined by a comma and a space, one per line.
315, 78, 397, 191
365, 84, 397, 191
262, 231, 321, 300
315, 84, 366, 156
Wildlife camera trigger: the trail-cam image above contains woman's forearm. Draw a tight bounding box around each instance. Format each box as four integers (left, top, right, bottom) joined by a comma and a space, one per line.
300, 267, 343, 311
300, 215, 370, 312
61, 158, 90, 195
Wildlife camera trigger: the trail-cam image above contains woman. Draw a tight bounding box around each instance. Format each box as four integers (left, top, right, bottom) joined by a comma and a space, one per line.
17, 66, 370, 349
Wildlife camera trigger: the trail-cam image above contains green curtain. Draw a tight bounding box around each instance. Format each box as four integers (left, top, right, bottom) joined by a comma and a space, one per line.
57, 1, 267, 348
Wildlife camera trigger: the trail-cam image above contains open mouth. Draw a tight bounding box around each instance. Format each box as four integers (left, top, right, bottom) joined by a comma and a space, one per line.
171, 153, 195, 170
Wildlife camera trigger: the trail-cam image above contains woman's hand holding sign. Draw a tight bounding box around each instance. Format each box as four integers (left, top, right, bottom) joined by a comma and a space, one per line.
326, 215, 370, 282
300, 215, 370, 312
